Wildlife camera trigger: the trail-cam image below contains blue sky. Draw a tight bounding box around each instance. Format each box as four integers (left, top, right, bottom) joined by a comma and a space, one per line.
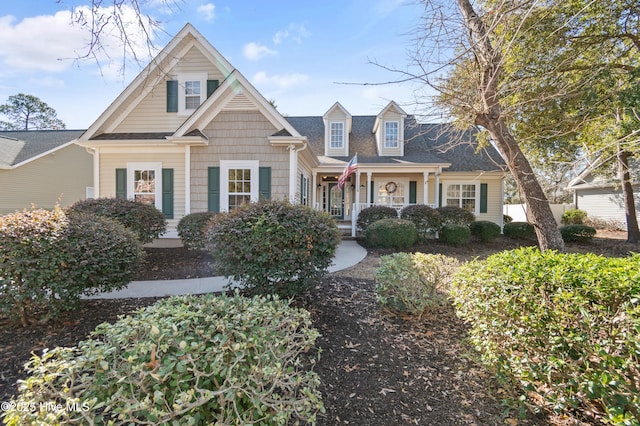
0, 0, 428, 129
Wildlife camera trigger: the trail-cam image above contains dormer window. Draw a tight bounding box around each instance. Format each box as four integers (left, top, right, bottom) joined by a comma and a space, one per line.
167, 73, 218, 115
184, 80, 202, 110
330, 122, 344, 148
384, 121, 399, 148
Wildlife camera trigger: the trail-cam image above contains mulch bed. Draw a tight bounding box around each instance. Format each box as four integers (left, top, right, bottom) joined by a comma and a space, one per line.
1, 233, 637, 425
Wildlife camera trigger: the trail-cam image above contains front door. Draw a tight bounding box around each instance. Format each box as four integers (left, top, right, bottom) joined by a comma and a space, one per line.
328, 183, 344, 219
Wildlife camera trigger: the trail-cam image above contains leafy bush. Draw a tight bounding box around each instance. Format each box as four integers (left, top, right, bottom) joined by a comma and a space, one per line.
439, 224, 471, 246
561, 208, 587, 225
503, 214, 513, 224
436, 206, 475, 227
206, 201, 340, 297
0, 207, 143, 326
400, 204, 441, 240
502, 221, 536, 240
470, 220, 501, 242
560, 224, 596, 242
67, 197, 166, 243
2, 293, 323, 425
365, 218, 417, 249
356, 205, 398, 232
375, 252, 459, 318
451, 248, 640, 425
177, 212, 217, 250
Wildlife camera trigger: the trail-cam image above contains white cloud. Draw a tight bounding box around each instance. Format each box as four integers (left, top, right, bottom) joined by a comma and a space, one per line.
28, 76, 65, 89
0, 7, 156, 80
273, 23, 310, 45
253, 71, 309, 89
243, 42, 277, 61
197, 3, 216, 22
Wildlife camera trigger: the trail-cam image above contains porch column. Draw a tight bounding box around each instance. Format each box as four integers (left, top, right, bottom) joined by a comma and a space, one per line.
312, 172, 318, 208
366, 171, 372, 204
435, 172, 441, 207
353, 171, 361, 237
423, 171, 429, 207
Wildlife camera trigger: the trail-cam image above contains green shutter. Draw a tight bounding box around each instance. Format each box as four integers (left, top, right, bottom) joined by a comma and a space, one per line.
438, 183, 442, 208
162, 168, 174, 219
370, 181, 374, 204
207, 80, 219, 97
300, 173, 304, 204
259, 167, 272, 200
116, 168, 127, 199
208, 167, 220, 212
480, 183, 488, 213
167, 80, 178, 112
409, 181, 417, 204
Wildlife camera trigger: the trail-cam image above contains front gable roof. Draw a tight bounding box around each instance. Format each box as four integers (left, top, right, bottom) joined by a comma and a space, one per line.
0, 130, 85, 169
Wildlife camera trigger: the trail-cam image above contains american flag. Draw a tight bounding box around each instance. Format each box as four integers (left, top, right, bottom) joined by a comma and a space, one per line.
337, 154, 358, 189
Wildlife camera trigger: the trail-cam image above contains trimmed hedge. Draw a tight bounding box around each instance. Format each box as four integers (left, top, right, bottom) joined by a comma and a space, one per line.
470, 220, 501, 242
0, 207, 143, 326
451, 248, 640, 425
560, 224, 596, 243
502, 221, 536, 240
436, 206, 475, 227
67, 197, 166, 243
365, 218, 417, 249
356, 206, 398, 232
400, 204, 441, 240
375, 252, 459, 318
439, 224, 471, 247
2, 293, 323, 425
206, 201, 340, 297
177, 212, 217, 250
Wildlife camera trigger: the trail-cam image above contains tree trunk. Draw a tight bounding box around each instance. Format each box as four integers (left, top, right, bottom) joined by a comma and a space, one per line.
458, 0, 565, 252
617, 148, 640, 243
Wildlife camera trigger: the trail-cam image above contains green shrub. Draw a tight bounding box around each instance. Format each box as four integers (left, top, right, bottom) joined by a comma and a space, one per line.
177, 212, 217, 250
451, 248, 640, 425
356, 205, 398, 232
560, 224, 597, 243
436, 206, 475, 227
439, 224, 471, 246
469, 220, 501, 242
400, 204, 441, 240
502, 221, 536, 240
365, 218, 417, 249
67, 197, 166, 243
375, 252, 459, 318
561, 208, 587, 225
2, 293, 323, 425
206, 200, 340, 297
0, 207, 143, 326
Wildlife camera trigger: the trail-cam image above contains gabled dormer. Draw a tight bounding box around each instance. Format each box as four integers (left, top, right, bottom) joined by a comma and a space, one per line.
322, 102, 352, 157
373, 101, 407, 156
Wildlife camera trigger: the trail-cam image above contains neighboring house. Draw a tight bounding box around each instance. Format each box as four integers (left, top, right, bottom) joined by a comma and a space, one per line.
0, 130, 91, 215
77, 23, 507, 236
568, 157, 640, 227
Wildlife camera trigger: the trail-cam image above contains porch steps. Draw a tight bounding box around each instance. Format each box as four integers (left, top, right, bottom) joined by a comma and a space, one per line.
336, 220, 354, 237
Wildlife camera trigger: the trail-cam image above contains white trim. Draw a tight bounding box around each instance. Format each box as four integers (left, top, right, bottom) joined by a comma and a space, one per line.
126, 162, 163, 211
220, 160, 259, 212
329, 121, 345, 149
185, 145, 191, 214
384, 121, 400, 148
441, 181, 480, 215
178, 72, 208, 116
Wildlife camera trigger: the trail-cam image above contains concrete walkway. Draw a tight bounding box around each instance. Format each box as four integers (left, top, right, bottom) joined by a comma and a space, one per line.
84, 240, 367, 299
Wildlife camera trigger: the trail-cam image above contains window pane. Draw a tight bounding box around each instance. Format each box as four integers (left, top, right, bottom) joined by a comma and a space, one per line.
243, 169, 251, 180
447, 184, 460, 198
330, 122, 343, 148
384, 122, 398, 148
185, 81, 200, 95
134, 169, 155, 205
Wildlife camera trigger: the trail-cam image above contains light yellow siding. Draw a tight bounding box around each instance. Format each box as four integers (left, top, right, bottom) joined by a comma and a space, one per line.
190, 111, 288, 212
0, 145, 92, 215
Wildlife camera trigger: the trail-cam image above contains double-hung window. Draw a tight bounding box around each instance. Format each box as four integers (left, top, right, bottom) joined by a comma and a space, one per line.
127, 162, 162, 211
184, 80, 201, 110
178, 73, 207, 115
220, 160, 259, 211
384, 121, 399, 148
330, 122, 344, 149
446, 183, 477, 212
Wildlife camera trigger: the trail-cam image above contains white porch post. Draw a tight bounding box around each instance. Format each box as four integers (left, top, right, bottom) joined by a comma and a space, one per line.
366, 171, 372, 205
184, 145, 191, 214
352, 171, 361, 237
423, 171, 429, 206
288, 145, 297, 202
312, 172, 318, 208
435, 172, 441, 207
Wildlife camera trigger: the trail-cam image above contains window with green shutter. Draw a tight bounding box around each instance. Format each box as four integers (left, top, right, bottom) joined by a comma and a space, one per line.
409, 181, 417, 204
166, 80, 178, 112
259, 167, 272, 200
207, 80, 219, 97
480, 183, 488, 214
208, 167, 220, 212
116, 168, 127, 198
162, 168, 174, 219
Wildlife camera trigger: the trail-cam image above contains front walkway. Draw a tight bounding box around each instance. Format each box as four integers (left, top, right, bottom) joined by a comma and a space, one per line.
83, 240, 367, 299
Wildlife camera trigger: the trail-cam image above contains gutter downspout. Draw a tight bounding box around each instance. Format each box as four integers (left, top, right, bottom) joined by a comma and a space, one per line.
288, 141, 308, 202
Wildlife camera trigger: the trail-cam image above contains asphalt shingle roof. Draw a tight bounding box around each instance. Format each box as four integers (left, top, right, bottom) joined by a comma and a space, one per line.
0, 130, 85, 167
285, 115, 505, 172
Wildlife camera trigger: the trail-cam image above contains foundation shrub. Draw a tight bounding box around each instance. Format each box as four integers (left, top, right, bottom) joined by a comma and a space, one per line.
502, 221, 536, 240
66, 197, 166, 243
470, 220, 501, 242
436, 206, 475, 227
2, 293, 323, 425
400, 204, 441, 240
375, 252, 459, 317
0, 207, 143, 326
205, 200, 340, 297
365, 218, 417, 249
561, 208, 588, 225
560, 224, 596, 243
177, 212, 217, 250
451, 247, 640, 425
356, 206, 398, 232
439, 224, 471, 246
